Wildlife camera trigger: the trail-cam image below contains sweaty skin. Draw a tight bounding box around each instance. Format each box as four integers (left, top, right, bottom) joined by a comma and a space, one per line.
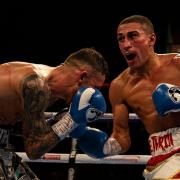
0, 61, 105, 159
110, 22, 180, 153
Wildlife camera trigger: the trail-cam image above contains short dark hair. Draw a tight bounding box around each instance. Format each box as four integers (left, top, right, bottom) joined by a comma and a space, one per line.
64, 47, 109, 78
119, 15, 154, 34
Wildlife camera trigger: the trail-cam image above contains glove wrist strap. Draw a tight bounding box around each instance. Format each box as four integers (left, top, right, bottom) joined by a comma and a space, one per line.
52, 113, 76, 140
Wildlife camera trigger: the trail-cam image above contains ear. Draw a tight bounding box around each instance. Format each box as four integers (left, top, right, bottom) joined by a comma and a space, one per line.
149, 33, 156, 46
78, 71, 87, 85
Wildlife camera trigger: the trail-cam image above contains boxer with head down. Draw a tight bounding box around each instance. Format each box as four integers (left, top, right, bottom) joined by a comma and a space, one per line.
75, 15, 180, 179
0, 47, 108, 160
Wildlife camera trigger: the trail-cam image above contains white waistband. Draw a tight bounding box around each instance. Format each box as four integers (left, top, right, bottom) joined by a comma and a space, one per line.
148, 127, 180, 156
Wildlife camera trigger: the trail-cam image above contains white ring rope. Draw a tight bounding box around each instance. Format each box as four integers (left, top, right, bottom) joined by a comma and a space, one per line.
100, 113, 139, 120
16, 152, 151, 165
49, 112, 139, 120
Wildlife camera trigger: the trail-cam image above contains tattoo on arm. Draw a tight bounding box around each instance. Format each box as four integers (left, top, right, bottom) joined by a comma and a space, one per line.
21, 74, 59, 158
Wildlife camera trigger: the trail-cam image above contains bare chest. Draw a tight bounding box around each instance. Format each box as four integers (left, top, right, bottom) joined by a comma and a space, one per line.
124, 66, 180, 116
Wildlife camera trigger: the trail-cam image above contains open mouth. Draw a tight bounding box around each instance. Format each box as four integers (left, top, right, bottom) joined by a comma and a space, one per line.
125, 53, 136, 61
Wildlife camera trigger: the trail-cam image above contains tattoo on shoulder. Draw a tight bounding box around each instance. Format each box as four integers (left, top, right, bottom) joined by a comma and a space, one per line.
22, 74, 50, 113
21, 74, 50, 129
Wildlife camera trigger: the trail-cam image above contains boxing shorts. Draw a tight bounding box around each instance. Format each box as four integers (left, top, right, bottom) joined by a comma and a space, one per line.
143, 127, 180, 179
0, 127, 39, 179
0, 127, 10, 147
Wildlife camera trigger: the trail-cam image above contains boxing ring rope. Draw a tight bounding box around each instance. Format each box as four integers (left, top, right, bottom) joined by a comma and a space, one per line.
48, 112, 140, 120
16, 152, 151, 165
99, 113, 140, 120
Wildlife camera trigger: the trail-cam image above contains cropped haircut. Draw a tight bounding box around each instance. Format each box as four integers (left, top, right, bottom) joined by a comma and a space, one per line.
119, 15, 154, 34
64, 48, 109, 78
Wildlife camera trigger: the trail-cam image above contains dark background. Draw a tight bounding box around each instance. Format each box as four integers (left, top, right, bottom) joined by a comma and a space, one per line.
1, 3, 179, 180
0, 4, 177, 82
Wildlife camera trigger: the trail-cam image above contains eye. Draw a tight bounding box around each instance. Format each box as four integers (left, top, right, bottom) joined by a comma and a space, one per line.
128, 32, 139, 39
117, 35, 124, 42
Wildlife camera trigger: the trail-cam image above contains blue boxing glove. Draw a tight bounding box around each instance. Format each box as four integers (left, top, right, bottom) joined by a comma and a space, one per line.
152, 83, 180, 117
70, 86, 106, 123
52, 86, 107, 140
69, 86, 106, 138
78, 127, 108, 158
78, 127, 122, 158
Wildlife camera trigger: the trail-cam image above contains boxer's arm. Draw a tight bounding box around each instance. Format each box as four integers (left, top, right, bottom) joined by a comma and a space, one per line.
111, 103, 131, 153
109, 78, 131, 153
21, 74, 60, 159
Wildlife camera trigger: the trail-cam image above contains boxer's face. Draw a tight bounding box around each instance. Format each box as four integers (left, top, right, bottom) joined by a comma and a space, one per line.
81, 73, 105, 88
117, 22, 156, 69
65, 73, 105, 104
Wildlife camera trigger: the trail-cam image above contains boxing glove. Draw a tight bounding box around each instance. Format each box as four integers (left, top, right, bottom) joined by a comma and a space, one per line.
78, 127, 108, 158
78, 127, 122, 158
52, 86, 107, 140
152, 83, 180, 117
69, 86, 106, 123
69, 86, 106, 138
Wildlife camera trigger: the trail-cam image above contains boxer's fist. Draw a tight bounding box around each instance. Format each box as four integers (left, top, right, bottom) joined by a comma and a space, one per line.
70, 86, 106, 123
152, 83, 180, 117
52, 86, 107, 139
78, 127, 108, 158
69, 86, 107, 138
